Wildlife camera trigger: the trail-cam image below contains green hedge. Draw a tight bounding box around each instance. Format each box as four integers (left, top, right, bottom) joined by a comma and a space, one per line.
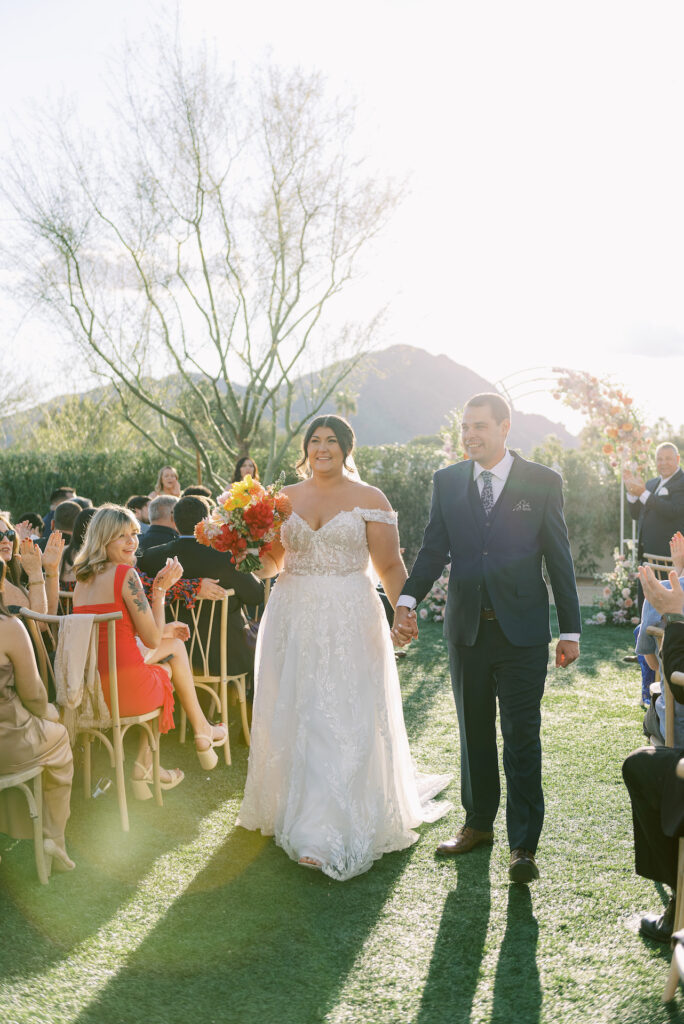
355, 443, 443, 569
2, 441, 619, 577
0, 451, 179, 519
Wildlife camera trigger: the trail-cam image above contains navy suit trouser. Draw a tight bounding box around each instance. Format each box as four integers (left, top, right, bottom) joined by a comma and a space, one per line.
622, 746, 683, 890
448, 618, 549, 853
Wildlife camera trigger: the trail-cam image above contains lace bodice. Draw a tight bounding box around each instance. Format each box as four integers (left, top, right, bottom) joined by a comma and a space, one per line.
281, 507, 398, 577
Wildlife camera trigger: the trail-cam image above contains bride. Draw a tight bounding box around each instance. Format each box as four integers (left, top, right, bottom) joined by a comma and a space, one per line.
236, 415, 451, 880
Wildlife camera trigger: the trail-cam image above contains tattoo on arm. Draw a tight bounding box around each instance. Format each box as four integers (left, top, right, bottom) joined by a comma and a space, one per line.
127, 572, 150, 614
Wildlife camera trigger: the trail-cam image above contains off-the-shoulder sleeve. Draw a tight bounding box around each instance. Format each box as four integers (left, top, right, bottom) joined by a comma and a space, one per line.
356, 508, 398, 525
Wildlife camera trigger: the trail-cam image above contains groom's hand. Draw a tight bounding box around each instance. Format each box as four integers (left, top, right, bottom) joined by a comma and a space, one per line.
392, 606, 418, 647
555, 639, 580, 668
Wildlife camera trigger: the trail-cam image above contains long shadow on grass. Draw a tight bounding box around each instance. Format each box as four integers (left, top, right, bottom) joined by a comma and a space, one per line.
401, 665, 452, 746
415, 846, 492, 1024
70, 823, 414, 1024
0, 740, 248, 985
490, 885, 540, 1024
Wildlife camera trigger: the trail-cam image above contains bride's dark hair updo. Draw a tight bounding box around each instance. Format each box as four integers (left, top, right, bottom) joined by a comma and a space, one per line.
297, 415, 356, 476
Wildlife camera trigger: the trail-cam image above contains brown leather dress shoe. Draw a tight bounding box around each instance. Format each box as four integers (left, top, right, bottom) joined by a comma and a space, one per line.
509, 848, 539, 882
435, 826, 494, 856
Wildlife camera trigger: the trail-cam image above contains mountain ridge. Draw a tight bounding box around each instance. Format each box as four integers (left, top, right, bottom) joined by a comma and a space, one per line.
2, 344, 577, 452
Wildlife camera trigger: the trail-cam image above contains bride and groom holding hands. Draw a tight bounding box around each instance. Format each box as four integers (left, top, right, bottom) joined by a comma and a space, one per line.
238, 392, 581, 882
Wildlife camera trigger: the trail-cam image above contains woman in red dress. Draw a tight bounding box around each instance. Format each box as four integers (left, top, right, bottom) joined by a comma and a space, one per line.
73, 505, 226, 797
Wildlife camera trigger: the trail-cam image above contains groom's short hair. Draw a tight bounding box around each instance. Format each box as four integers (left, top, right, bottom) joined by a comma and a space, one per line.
465, 392, 511, 424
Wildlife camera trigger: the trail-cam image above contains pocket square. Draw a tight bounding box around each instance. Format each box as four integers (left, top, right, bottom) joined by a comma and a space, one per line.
512, 500, 532, 512
659, 487, 669, 496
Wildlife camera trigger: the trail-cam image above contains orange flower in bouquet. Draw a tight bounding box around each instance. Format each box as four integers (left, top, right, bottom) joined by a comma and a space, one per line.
194, 474, 292, 572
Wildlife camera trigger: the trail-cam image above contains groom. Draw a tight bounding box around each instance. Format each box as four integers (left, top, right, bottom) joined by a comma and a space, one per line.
394, 393, 581, 882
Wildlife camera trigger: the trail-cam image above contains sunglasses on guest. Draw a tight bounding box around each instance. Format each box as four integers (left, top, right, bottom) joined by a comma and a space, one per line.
0, 529, 16, 542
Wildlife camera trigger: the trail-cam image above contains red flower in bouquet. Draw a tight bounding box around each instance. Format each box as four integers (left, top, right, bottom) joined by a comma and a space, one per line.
244, 500, 275, 537
194, 473, 291, 572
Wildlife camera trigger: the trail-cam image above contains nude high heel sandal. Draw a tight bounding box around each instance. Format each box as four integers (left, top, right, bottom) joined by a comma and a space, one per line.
194, 723, 228, 770
130, 761, 184, 800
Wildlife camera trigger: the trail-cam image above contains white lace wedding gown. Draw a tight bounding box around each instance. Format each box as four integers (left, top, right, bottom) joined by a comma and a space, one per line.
236, 507, 451, 881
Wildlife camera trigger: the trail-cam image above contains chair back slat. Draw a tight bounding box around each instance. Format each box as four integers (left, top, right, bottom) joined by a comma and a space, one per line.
643, 553, 674, 565
22, 616, 56, 692
169, 594, 230, 681
643, 562, 673, 581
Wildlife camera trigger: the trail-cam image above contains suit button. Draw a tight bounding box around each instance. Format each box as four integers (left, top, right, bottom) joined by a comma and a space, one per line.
483, 550, 488, 556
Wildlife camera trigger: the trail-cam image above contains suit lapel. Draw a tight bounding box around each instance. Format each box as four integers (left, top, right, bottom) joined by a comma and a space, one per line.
446, 462, 484, 537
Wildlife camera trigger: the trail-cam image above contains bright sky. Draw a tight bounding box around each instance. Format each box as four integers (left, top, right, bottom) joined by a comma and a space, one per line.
2, 0, 684, 437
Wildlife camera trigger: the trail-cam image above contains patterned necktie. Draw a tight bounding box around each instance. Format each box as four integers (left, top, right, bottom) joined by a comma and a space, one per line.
480, 470, 494, 516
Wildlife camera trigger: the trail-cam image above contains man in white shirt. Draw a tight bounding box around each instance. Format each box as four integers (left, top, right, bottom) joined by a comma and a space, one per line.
625, 442, 684, 568
394, 393, 581, 883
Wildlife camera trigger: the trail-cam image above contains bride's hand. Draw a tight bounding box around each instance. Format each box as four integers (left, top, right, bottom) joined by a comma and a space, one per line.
391, 607, 418, 647
254, 553, 279, 579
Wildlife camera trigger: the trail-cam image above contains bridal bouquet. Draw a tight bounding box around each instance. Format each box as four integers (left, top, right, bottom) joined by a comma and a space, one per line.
194, 475, 292, 572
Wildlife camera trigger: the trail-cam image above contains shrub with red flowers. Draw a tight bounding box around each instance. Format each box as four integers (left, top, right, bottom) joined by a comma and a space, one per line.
195, 474, 291, 572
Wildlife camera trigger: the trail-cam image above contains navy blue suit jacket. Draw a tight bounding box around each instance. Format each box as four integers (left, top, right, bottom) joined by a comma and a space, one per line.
403, 452, 581, 647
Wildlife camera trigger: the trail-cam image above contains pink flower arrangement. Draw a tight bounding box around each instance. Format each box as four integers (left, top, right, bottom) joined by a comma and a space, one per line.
552, 368, 653, 475
586, 549, 639, 626
424, 569, 450, 622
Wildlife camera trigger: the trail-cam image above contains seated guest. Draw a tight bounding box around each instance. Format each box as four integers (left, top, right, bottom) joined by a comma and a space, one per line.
137, 495, 179, 555
638, 618, 684, 748
149, 465, 181, 500
42, 486, 76, 540
0, 590, 75, 873
72, 497, 93, 510
0, 511, 63, 616
637, 532, 684, 742
73, 505, 228, 791
137, 496, 264, 679
60, 508, 97, 586
126, 495, 151, 534
17, 513, 44, 541
38, 500, 81, 552
182, 485, 214, 504
622, 564, 684, 941
233, 456, 259, 482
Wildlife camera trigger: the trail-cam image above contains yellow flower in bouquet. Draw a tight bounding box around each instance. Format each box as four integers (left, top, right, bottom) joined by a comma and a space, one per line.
196, 472, 291, 572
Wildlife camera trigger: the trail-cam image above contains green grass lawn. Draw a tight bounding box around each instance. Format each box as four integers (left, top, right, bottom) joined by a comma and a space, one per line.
1, 616, 683, 1024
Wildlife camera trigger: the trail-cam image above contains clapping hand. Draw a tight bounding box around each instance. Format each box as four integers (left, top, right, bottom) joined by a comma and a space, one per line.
42, 531, 64, 576
624, 469, 646, 497
197, 578, 227, 600
153, 556, 183, 594
17, 538, 43, 580
639, 565, 684, 615
670, 532, 684, 576
392, 606, 419, 647
14, 520, 33, 542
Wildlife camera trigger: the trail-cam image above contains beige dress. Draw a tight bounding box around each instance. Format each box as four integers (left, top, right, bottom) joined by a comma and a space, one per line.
0, 658, 73, 841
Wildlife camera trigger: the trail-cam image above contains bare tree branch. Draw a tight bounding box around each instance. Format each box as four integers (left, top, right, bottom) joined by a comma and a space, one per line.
1, 33, 400, 484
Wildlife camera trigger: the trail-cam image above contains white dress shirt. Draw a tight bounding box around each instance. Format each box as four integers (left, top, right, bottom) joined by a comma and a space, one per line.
398, 450, 580, 642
